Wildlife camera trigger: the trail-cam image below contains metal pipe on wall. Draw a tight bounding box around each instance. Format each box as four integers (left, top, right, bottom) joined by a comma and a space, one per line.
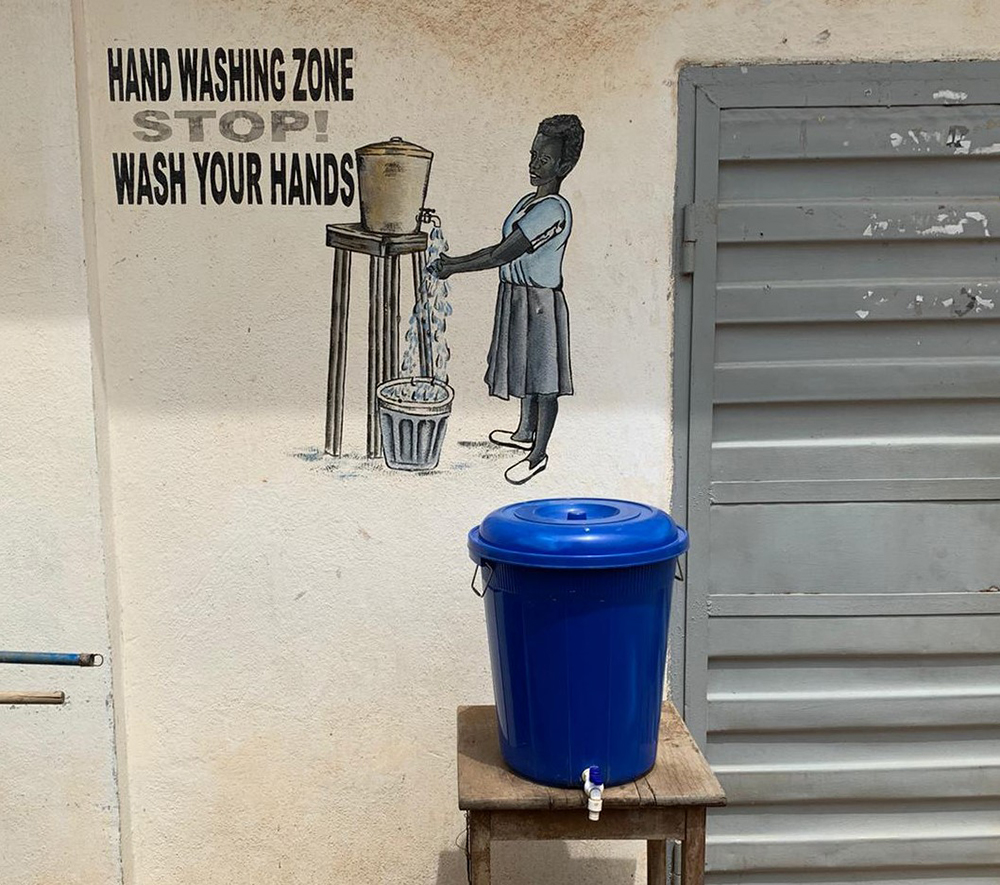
0, 651, 103, 667
0, 691, 65, 705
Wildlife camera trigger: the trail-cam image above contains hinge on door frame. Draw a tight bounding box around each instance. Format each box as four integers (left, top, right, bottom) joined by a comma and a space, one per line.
680, 201, 716, 275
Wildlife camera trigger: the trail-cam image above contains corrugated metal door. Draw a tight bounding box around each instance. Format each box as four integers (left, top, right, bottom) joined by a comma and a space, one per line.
673, 63, 1000, 884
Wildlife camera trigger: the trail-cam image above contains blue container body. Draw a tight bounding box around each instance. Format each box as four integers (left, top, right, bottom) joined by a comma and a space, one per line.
480, 558, 678, 787
469, 498, 688, 787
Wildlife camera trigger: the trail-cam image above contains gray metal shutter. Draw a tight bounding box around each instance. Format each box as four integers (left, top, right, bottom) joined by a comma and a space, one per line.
674, 63, 1000, 884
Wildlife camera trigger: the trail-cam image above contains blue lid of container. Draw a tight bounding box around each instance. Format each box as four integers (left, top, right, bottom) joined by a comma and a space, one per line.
468, 498, 689, 569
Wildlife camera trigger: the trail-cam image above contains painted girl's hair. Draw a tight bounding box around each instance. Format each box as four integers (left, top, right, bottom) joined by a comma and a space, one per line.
538, 114, 585, 172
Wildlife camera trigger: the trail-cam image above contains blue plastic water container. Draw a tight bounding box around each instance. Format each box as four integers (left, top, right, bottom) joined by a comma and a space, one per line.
468, 498, 689, 787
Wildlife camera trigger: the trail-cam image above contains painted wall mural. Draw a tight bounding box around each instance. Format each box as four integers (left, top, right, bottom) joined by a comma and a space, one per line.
326, 117, 584, 484
429, 115, 584, 485
105, 45, 586, 485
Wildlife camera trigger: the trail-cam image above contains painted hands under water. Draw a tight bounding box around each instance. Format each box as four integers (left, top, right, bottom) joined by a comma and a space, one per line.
426, 255, 454, 279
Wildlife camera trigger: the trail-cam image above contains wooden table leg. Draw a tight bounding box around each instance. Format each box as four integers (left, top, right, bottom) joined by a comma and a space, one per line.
367, 256, 384, 459
647, 838, 668, 885
386, 254, 400, 384
324, 248, 351, 456
411, 251, 431, 378
367, 255, 402, 459
682, 808, 706, 885
469, 810, 491, 885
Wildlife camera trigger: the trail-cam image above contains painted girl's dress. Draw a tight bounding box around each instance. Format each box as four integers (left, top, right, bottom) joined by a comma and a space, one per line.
484, 193, 574, 399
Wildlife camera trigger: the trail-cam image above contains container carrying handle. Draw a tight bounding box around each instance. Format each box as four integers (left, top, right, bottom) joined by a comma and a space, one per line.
470, 562, 494, 598
675, 559, 685, 583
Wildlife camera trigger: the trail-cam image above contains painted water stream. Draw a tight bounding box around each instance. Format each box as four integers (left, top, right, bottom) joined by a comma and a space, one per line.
379, 223, 453, 404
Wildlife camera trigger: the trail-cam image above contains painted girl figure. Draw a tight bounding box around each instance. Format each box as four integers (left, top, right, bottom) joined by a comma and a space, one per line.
429, 115, 584, 485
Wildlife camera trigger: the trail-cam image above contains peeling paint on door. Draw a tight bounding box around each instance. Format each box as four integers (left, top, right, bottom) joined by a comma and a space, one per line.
933, 89, 969, 102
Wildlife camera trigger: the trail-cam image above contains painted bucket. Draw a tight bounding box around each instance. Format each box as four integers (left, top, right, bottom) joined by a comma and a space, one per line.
468, 499, 689, 787
377, 378, 453, 470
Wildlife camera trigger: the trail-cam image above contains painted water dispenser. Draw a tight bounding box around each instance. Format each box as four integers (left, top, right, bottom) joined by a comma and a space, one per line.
355, 136, 433, 234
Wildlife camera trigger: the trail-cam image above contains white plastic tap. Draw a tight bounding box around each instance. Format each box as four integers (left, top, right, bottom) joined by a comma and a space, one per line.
581, 766, 605, 821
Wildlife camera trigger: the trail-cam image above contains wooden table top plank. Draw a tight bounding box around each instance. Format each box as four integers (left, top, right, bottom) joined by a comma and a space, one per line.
326, 223, 428, 257
649, 701, 727, 806
458, 701, 726, 812
635, 774, 658, 806
623, 779, 644, 805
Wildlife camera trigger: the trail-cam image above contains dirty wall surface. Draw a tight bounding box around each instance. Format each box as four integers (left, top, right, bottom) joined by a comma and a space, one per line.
1, 3, 121, 884
4, 0, 1000, 883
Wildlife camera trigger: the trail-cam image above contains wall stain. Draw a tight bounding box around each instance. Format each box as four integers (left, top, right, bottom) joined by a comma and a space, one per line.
224, 0, 684, 103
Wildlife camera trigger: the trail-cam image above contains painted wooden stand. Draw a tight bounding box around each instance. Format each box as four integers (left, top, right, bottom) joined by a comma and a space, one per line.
457, 701, 725, 885
324, 223, 429, 459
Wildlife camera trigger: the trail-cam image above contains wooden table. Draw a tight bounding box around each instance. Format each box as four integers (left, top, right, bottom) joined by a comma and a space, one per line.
324, 223, 429, 459
457, 701, 725, 885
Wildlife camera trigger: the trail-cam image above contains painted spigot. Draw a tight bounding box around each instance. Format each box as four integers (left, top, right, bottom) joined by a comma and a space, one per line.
416, 207, 441, 227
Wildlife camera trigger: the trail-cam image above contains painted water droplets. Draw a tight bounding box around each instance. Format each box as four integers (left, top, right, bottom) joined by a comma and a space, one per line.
400, 224, 452, 393
379, 377, 451, 404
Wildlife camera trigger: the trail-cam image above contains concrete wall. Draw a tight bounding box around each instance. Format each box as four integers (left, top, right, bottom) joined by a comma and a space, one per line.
5, 1, 1000, 883
0, 2, 121, 884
